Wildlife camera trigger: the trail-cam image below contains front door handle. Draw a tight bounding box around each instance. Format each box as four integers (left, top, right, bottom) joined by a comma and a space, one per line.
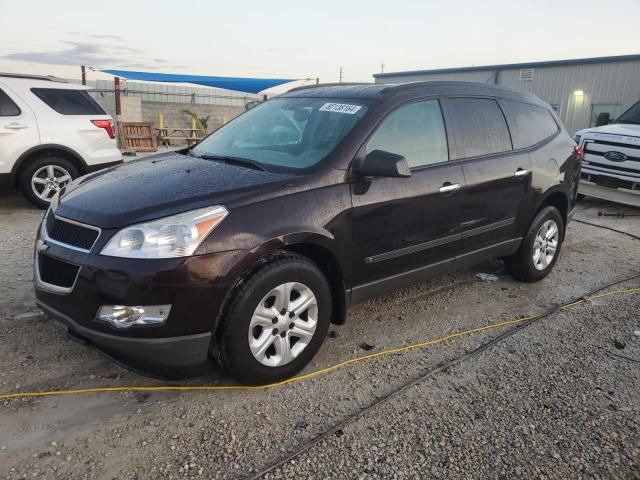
514, 168, 530, 177
439, 182, 461, 193
4, 122, 29, 130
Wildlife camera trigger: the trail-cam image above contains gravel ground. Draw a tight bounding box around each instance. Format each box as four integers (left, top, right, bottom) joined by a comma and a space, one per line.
0, 192, 639, 480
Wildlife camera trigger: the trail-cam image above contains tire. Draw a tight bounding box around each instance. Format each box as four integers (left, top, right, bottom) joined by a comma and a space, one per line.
504, 206, 564, 283
217, 254, 332, 385
19, 156, 79, 209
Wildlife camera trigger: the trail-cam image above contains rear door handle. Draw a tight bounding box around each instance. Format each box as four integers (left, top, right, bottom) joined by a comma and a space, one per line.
4, 122, 29, 130
439, 182, 461, 193
514, 168, 530, 177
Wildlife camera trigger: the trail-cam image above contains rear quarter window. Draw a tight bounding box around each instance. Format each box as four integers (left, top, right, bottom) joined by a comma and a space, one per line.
0, 88, 21, 116
31, 88, 106, 115
501, 100, 559, 149
447, 98, 512, 159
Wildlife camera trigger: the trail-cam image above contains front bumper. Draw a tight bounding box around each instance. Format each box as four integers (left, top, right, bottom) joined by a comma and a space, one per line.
579, 179, 640, 207
38, 300, 211, 378
34, 218, 247, 377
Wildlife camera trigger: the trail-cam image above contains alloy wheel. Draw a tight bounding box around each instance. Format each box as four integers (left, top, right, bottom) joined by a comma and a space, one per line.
31, 165, 72, 202
532, 219, 559, 270
248, 282, 318, 367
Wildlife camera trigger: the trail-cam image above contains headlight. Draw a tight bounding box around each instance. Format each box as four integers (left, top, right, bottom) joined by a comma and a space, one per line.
101, 206, 228, 259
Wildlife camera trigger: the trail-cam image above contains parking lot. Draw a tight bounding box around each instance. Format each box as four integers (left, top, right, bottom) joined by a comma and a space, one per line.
1, 192, 639, 479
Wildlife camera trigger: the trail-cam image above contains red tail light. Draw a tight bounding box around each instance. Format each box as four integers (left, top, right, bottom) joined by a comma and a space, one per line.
574, 145, 584, 162
91, 119, 115, 139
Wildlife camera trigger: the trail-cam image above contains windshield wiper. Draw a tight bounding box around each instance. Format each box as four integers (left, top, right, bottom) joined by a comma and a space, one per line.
615, 120, 640, 125
196, 154, 267, 171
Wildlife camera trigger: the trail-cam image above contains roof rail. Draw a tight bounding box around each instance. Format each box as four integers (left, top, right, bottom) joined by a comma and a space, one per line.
380, 80, 505, 94
287, 82, 369, 92
0, 73, 68, 83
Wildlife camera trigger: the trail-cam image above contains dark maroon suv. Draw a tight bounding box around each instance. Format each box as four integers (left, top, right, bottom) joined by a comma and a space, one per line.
34, 82, 580, 383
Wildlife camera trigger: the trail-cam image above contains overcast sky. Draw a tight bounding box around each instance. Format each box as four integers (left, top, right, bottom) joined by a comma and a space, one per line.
1, 0, 639, 89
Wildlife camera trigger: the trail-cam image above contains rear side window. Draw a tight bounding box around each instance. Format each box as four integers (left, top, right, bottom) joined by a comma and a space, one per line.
366, 100, 449, 168
501, 100, 559, 149
31, 88, 106, 115
0, 88, 21, 116
447, 98, 512, 159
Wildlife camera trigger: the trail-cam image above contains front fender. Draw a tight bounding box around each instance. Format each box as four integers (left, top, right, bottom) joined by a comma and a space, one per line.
209, 231, 348, 334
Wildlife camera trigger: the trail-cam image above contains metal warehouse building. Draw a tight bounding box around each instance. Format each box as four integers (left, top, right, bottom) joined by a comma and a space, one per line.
373, 54, 640, 135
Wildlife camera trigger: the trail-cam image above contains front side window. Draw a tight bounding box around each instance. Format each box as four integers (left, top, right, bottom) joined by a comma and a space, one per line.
615, 101, 640, 125
192, 97, 369, 172
448, 98, 512, 159
0, 88, 20, 116
366, 100, 449, 168
501, 100, 559, 149
31, 88, 106, 115
590, 104, 622, 127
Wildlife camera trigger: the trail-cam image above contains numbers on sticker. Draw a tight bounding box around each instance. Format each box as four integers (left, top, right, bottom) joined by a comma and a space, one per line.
319, 103, 362, 115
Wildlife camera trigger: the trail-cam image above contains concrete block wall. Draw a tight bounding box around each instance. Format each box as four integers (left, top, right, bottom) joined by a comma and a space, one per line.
91, 88, 247, 146
140, 102, 245, 135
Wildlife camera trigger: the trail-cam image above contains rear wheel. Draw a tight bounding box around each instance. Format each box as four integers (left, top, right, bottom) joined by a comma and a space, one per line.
19, 156, 78, 208
217, 254, 332, 385
504, 206, 564, 283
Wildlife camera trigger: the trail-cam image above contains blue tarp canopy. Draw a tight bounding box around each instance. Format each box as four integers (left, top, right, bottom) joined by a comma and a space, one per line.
101, 69, 296, 94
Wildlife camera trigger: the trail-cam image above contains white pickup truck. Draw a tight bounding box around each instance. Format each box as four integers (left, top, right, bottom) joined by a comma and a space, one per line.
574, 101, 640, 207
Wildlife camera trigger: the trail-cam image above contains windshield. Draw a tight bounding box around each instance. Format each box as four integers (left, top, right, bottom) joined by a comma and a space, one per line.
615, 101, 640, 125
191, 97, 369, 171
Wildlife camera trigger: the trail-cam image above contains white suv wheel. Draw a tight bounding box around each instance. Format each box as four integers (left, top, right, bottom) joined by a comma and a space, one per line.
30, 164, 73, 202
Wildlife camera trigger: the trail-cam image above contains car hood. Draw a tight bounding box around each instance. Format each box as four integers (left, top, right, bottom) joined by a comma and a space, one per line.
54, 152, 294, 228
576, 123, 640, 139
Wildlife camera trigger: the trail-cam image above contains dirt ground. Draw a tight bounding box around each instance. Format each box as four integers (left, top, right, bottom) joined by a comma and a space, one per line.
0, 192, 639, 480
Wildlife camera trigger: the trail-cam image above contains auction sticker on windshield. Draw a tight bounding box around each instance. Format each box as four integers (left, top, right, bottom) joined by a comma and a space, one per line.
319, 103, 363, 114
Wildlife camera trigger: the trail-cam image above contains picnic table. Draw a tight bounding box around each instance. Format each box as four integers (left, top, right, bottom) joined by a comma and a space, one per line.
155, 127, 204, 146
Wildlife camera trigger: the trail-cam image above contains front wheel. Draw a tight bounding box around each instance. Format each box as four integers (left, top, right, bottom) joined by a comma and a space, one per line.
216, 254, 332, 385
504, 206, 564, 283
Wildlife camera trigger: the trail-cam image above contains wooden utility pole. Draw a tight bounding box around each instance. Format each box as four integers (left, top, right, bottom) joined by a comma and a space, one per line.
114, 77, 121, 116
339, 67, 343, 83
113, 76, 122, 149
81, 65, 86, 85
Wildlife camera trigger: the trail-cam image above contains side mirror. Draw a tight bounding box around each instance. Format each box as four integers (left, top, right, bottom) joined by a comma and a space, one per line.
353, 149, 411, 178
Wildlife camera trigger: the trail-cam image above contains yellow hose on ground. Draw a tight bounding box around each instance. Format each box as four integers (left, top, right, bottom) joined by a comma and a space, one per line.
1, 287, 638, 401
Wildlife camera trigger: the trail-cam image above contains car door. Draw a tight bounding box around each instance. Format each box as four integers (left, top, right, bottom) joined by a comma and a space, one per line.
350, 98, 466, 301
0, 83, 39, 178
443, 97, 532, 256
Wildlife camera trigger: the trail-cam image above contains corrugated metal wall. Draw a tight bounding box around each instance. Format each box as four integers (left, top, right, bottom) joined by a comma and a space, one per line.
375, 61, 640, 134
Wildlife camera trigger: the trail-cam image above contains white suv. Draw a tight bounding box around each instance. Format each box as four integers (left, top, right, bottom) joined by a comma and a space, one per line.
0, 73, 122, 208
575, 101, 640, 207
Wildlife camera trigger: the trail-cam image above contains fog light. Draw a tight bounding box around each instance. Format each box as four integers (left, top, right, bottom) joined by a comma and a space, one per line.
95, 305, 171, 329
